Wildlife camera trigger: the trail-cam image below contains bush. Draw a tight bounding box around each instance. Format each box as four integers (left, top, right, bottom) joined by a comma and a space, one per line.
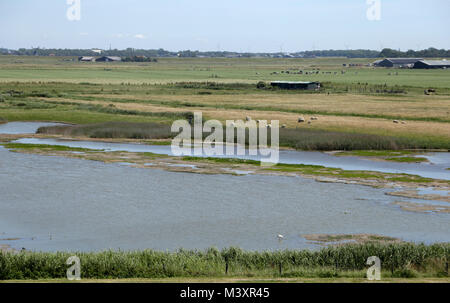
256, 81, 266, 89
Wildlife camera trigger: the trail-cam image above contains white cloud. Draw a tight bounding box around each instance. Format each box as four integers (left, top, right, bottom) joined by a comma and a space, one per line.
79, 32, 89, 36
134, 34, 146, 39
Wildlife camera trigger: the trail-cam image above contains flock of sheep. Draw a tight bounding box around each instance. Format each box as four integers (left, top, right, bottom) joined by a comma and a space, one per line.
237, 115, 320, 129
241, 115, 405, 128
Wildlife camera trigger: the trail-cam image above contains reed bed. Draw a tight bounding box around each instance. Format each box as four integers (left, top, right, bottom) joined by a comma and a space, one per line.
38, 122, 174, 140
278, 128, 443, 150
38, 121, 449, 150
1, 243, 448, 280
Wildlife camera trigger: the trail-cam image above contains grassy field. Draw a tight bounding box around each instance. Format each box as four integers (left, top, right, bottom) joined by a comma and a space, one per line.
0, 243, 448, 280
0, 56, 449, 150
1, 56, 450, 88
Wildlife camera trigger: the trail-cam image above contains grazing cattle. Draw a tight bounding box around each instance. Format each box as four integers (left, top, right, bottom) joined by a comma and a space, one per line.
298, 117, 305, 123
393, 120, 399, 124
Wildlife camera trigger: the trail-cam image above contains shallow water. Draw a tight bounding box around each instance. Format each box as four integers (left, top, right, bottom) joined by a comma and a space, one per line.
13, 137, 450, 180
0, 121, 67, 134
416, 187, 450, 197
0, 146, 448, 252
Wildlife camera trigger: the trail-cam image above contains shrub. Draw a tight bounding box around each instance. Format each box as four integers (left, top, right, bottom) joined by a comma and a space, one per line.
256, 81, 266, 89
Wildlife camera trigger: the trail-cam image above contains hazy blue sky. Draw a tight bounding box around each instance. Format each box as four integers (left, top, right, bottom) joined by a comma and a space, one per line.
1, 0, 449, 52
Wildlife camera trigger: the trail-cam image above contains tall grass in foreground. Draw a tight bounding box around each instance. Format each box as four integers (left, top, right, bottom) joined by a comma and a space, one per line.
0, 243, 448, 280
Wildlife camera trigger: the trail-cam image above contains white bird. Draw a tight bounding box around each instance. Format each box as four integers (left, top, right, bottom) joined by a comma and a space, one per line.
277, 234, 284, 240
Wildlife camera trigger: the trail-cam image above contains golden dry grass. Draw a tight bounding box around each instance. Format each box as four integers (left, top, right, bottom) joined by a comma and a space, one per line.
92, 93, 450, 120
44, 97, 450, 139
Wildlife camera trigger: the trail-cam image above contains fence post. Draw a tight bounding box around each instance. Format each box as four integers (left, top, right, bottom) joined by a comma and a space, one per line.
225, 257, 229, 275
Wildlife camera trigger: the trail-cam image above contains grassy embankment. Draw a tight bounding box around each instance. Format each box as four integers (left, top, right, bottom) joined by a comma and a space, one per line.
0, 243, 448, 280
0, 56, 449, 150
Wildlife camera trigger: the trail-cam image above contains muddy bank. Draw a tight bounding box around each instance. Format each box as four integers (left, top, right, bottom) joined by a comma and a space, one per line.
391, 201, 450, 214
387, 190, 450, 203
302, 233, 402, 246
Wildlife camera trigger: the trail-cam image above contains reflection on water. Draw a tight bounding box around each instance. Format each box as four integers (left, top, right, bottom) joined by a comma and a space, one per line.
0, 146, 449, 252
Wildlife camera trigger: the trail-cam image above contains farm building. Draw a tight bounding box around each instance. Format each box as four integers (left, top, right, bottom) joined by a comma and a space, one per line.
413, 60, 450, 69
95, 56, 122, 62
78, 56, 95, 62
371, 59, 383, 66
374, 58, 423, 68
270, 81, 320, 90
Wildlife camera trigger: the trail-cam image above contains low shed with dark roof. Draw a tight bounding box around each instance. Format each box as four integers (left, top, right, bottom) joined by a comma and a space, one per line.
413, 60, 450, 69
270, 81, 320, 90
375, 58, 423, 68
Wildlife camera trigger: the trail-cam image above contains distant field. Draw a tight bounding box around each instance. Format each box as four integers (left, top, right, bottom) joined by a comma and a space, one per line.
0, 56, 449, 150
0, 56, 450, 88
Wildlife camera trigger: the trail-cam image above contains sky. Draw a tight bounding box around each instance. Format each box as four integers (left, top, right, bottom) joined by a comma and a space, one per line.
1, 0, 449, 52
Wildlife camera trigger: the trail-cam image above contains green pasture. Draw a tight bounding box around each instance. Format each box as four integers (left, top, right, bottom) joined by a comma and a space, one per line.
1, 56, 449, 88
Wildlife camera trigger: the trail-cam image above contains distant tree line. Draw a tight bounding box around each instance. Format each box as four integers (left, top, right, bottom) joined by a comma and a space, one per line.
379, 48, 450, 58
298, 49, 380, 58
1, 47, 449, 58
122, 56, 157, 62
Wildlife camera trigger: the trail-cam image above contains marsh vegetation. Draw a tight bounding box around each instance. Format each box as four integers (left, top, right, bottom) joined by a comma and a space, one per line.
0, 243, 448, 280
